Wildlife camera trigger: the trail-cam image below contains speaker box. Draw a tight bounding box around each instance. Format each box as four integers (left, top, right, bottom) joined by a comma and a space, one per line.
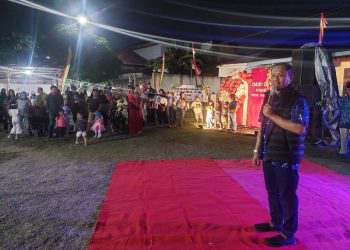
292, 48, 321, 107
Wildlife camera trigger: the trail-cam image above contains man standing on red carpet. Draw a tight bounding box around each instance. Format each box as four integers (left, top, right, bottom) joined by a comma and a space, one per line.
252, 63, 309, 247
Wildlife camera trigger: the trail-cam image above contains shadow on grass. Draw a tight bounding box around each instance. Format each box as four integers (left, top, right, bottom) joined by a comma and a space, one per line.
0, 150, 19, 164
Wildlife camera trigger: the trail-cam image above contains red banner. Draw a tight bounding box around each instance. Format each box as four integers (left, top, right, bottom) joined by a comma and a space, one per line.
247, 81, 269, 128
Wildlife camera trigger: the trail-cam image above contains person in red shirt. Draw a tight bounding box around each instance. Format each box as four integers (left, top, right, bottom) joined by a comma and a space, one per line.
128, 87, 143, 135
55, 110, 66, 138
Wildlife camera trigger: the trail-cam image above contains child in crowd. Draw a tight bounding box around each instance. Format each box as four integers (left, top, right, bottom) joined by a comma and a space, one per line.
55, 110, 66, 138
206, 101, 214, 129
75, 112, 87, 146
91, 111, 105, 138
8, 109, 22, 140
221, 101, 229, 129
214, 99, 222, 129
191, 96, 203, 127
30, 92, 36, 106
17, 92, 31, 134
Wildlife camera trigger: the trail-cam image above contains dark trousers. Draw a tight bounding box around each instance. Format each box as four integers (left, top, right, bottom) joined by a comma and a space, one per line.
167, 107, 176, 125
0, 110, 9, 131
48, 112, 56, 138
158, 109, 167, 125
56, 127, 66, 138
263, 160, 299, 238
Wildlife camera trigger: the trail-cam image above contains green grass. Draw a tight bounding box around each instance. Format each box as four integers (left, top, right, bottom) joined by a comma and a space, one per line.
2, 127, 350, 173
0, 150, 19, 164
1, 127, 350, 249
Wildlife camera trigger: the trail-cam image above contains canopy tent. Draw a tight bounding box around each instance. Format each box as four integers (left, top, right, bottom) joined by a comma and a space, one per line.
0, 66, 63, 94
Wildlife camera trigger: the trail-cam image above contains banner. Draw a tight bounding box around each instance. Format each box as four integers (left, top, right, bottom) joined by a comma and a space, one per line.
247, 67, 269, 128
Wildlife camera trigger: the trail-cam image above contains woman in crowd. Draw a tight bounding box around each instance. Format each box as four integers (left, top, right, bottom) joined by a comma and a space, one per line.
17, 92, 31, 134
339, 81, 350, 156
128, 87, 143, 135
175, 92, 188, 128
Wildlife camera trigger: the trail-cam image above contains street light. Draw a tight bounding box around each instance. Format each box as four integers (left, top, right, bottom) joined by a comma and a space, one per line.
77, 15, 88, 25
24, 70, 32, 75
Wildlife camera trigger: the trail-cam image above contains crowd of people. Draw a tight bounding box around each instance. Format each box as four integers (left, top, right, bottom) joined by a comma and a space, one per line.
0, 82, 240, 145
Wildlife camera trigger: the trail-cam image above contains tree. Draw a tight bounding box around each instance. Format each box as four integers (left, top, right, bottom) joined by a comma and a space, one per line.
54, 22, 121, 82
0, 32, 36, 65
147, 47, 218, 76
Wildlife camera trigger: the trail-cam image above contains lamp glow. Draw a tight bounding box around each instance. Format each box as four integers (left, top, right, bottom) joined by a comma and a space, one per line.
24, 70, 32, 75
77, 15, 88, 25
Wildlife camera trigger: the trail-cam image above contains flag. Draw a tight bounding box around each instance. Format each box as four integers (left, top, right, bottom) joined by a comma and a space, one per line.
318, 12, 328, 44
160, 52, 165, 84
192, 46, 201, 76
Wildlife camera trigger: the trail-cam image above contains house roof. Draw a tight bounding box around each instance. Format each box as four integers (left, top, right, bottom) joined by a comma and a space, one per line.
116, 50, 148, 66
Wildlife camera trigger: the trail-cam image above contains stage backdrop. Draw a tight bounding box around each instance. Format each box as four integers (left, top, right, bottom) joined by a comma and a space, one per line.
219, 67, 270, 128
247, 67, 270, 128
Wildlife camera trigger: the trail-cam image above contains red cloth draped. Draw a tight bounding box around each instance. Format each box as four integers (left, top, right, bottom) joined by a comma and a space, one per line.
128, 93, 143, 135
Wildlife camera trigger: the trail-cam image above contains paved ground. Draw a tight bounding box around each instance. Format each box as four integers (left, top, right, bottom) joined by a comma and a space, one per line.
0, 126, 349, 249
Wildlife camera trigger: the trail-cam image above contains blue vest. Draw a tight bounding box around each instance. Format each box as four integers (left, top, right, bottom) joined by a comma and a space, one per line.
260, 87, 309, 164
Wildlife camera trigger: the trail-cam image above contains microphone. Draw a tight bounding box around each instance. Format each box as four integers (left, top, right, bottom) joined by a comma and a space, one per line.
267, 86, 276, 106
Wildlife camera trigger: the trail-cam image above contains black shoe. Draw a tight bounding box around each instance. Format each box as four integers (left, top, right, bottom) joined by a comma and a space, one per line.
264, 234, 296, 247
254, 222, 278, 232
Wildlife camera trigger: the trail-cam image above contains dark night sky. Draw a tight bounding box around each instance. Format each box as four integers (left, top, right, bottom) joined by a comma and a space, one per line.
1, 0, 350, 65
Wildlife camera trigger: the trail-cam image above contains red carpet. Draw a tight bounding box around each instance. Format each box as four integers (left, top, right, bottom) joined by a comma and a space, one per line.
88, 159, 350, 250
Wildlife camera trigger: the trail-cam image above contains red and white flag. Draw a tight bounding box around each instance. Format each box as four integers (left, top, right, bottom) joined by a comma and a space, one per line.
318, 12, 328, 44
192, 46, 201, 76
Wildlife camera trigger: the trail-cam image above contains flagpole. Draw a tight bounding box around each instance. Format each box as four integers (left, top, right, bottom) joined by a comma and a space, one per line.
160, 52, 165, 86
191, 44, 195, 86
190, 57, 193, 86
318, 12, 327, 45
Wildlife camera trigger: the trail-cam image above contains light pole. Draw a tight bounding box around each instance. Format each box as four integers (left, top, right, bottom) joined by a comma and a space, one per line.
71, 15, 88, 81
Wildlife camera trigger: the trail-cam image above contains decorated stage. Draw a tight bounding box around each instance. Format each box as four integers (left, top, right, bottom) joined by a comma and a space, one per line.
88, 159, 350, 250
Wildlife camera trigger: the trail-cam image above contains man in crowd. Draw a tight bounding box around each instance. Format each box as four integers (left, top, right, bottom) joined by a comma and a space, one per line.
191, 96, 203, 127
0, 88, 8, 131
35, 87, 47, 107
47, 86, 64, 138
66, 85, 80, 123
228, 95, 238, 132
252, 63, 309, 247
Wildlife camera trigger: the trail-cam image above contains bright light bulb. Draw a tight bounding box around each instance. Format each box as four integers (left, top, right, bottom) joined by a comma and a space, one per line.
24, 70, 32, 75
77, 15, 88, 25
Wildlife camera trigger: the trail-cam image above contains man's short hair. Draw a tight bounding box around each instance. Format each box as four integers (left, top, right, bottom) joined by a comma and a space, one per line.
272, 63, 292, 72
